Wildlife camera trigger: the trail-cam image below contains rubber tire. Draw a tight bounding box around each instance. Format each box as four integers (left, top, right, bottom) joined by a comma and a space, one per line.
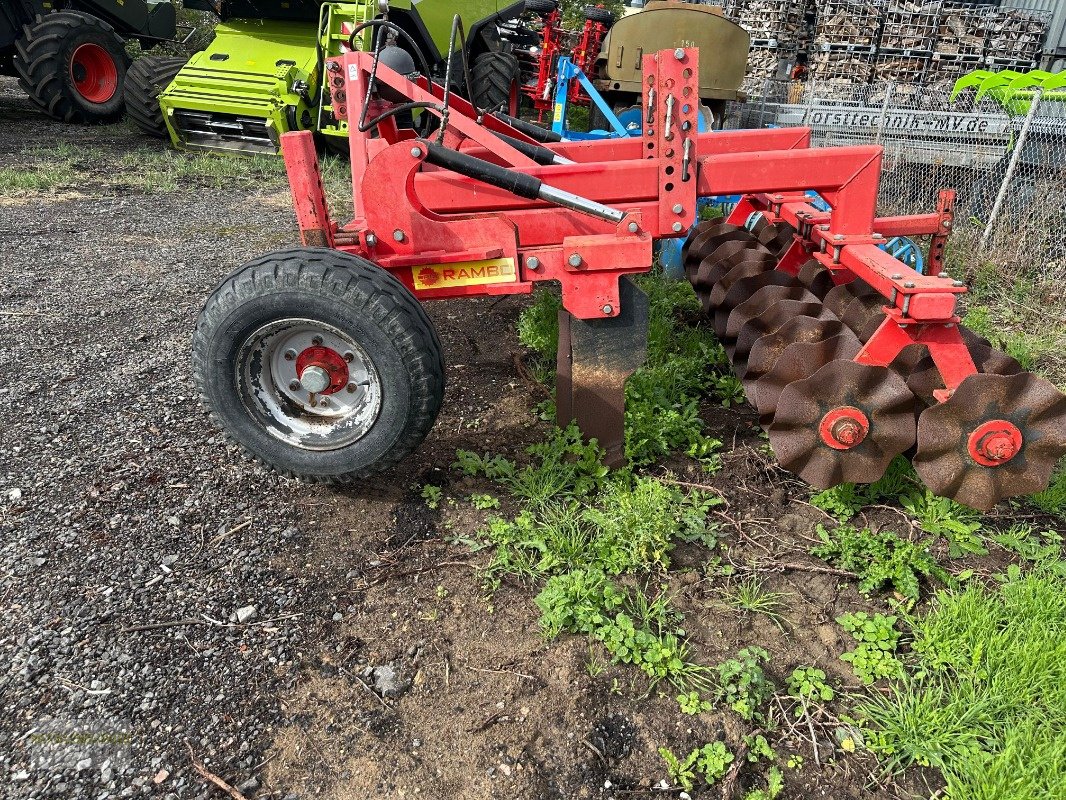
470, 51, 521, 115
525, 0, 559, 13
14, 11, 129, 124
192, 248, 446, 483
124, 55, 186, 138
584, 6, 616, 25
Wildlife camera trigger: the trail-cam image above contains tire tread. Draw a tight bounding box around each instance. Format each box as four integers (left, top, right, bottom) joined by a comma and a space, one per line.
192, 248, 445, 484
14, 11, 127, 124
124, 55, 186, 137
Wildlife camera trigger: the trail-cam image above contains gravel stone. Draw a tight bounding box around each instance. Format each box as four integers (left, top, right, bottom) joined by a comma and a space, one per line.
371, 664, 412, 699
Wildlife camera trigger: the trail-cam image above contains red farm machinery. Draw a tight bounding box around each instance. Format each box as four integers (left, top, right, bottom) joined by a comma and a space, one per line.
510, 1, 613, 119
191, 29, 1066, 511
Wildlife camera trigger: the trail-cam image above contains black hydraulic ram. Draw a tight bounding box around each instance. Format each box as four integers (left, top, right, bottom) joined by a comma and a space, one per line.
419, 141, 624, 222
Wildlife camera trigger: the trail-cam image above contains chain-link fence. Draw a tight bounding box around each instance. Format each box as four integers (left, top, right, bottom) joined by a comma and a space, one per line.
725, 79, 1066, 281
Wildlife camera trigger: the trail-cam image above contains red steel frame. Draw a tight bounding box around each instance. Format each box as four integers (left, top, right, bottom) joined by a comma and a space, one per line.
284, 46, 980, 402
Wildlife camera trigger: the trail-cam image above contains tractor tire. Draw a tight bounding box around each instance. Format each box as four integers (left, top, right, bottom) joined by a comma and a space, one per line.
14, 11, 129, 124
584, 5, 616, 25
525, 0, 559, 13
193, 248, 445, 484
124, 56, 186, 138
470, 51, 521, 115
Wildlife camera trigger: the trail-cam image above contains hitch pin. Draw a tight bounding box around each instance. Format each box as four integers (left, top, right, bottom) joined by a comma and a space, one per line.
647, 88, 656, 122
681, 137, 692, 182
664, 95, 675, 140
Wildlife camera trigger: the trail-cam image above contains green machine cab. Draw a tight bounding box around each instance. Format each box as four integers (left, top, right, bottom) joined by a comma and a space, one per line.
125, 0, 525, 155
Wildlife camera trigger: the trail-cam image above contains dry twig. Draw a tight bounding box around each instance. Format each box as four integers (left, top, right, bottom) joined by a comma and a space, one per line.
185, 740, 248, 800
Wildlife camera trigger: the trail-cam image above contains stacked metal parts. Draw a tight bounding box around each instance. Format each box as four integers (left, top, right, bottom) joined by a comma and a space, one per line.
680, 214, 1066, 511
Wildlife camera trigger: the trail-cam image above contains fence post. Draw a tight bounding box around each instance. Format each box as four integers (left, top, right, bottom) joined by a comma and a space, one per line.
801, 80, 817, 127
980, 87, 1044, 253
875, 82, 894, 145
757, 78, 771, 128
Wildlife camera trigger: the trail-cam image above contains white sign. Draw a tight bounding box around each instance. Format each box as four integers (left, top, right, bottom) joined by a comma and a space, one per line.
773, 104, 1013, 137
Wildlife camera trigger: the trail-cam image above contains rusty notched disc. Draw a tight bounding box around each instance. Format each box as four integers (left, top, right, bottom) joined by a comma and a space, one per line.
682, 222, 753, 273
712, 271, 805, 333
906, 343, 1023, 407
796, 259, 835, 299
756, 222, 797, 256
753, 333, 863, 426
913, 372, 1066, 511
725, 285, 819, 341
743, 317, 850, 391
732, 302, 838, 374
770, 360, 919, 487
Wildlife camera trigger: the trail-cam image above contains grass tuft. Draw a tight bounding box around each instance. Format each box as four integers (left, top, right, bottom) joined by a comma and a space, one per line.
858, 564, 1066, 797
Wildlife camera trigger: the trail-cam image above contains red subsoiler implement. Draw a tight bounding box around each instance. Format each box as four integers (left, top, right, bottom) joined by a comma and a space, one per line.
192, 30, 1066, 511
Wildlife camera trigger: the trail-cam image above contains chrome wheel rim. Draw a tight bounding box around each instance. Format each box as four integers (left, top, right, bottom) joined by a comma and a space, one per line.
236, 318, 382, 451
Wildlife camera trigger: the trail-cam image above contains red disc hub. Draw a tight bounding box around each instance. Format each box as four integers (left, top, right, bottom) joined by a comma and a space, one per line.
295, 346, 349, 395
819, 406, 870, 450
70, 43, 119, 104
967, 420, 1023, 467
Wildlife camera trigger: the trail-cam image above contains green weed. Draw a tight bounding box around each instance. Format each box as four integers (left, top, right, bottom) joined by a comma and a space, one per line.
902, 491, 986, 556
858, 565, 1066, 798
809, 456, 915, 521
421, 484, 442, 509
744, 733, 777, 763
677, 690, 712, 715
454, 423, 609, 507
535, 572, 710, 694
809, 482, 869, 522
468, 493, 500, 510
787, 666, 835, 705
659, 742, 734, 791
714, 647, 774, 721
812, 524, 950, 601
515, 275, 727, 467
711, 373, 746, 407
743, 767, 785, 800
837, 612, 905, 685
993, 523, 1062, 563
1030, 463, 1066, 517
721, 577, 789, 628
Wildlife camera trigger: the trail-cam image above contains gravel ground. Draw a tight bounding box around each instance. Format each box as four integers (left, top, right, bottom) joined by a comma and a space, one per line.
2, 155, 310, 800
1, 80, 548, 800
0, 84, 408, 799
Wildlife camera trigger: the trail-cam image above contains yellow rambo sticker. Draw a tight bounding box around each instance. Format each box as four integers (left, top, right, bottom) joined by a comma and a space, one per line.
412, 258, 517, 290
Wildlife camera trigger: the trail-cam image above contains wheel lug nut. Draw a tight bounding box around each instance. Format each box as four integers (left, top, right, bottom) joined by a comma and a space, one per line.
311, 336, 323, 346
346, 382, 358, 393
284, 349, 297, 361
343, 351, 355, 362
289, 379, 301, 391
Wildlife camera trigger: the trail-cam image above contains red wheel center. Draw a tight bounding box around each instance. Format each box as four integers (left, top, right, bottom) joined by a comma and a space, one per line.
295, 346, 350, 395
968, 420, 1023, 467
70, 43, 119, 104
819, 406, 870, 450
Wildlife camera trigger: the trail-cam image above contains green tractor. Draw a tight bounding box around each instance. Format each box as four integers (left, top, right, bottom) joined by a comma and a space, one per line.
1, 0, 177, 123
124, 1, 526, 155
